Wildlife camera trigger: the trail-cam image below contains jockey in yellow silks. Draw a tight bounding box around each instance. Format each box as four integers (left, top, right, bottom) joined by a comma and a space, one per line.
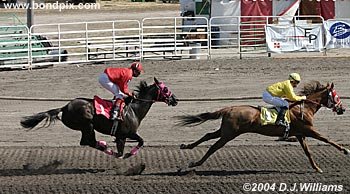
262, 73, 306, 126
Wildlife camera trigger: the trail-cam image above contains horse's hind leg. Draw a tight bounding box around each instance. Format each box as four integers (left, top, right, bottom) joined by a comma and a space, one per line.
189, 136, 232, 168
80, 124, 97, 148
80, 124, 109, 154
180, 129, 221, 149
296, 136, 323, 173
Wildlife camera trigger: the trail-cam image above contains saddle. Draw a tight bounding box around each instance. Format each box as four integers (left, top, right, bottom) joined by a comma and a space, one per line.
94, 95, 131, 136
94, 95, 129, 117
93, 96, 114, 119
260, 106, 291, 126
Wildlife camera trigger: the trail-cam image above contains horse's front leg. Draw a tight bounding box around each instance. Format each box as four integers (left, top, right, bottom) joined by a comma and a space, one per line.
308, 127, 350, 155
123, 133, 144, 159
296, 135, 323, 173
114, 137, 126, 158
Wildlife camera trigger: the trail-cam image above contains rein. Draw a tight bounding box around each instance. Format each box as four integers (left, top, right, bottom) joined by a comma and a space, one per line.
133, 97, 156, 103
290, 99, 324, 121
305, 99, 324, 107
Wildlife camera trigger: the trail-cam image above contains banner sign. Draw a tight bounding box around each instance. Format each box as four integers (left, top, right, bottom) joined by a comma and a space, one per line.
265, 24, 323, 53
324, 20, 350, 49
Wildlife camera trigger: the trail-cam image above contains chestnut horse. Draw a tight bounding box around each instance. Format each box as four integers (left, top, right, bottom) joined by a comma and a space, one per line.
21, 78, 178, 158
177, 81, 347, 172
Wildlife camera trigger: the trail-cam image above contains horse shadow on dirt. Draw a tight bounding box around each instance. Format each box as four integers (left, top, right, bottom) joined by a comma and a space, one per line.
147, 169, 309, 177
0, 160, 146, 177
0, 160, 105, 177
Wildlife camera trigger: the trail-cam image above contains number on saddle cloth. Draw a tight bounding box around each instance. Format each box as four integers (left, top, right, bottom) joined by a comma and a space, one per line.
260, 106, 291, 126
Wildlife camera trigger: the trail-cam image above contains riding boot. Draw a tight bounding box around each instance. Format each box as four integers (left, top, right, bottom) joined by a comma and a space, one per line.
275, 107, 288, 126
116, 99, 125, 121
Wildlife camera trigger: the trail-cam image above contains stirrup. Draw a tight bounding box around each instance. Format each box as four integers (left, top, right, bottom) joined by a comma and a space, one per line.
282, 123, 290, 139
275, 120, 285, 126
116, 115, 124, 121
110, 108, 119, 120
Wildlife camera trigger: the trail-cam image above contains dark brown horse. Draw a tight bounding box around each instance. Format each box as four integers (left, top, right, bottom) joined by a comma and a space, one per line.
177, 81, 347, 172
20, 77, 178, 158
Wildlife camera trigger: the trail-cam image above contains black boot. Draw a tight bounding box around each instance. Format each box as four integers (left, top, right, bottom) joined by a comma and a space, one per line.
275, 107, 288, 126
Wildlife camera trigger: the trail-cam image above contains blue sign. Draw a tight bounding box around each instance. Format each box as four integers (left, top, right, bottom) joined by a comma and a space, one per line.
329, 22, 350, 39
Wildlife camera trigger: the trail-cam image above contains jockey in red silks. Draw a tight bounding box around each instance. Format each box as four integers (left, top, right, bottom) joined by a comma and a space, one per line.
98, 62, 144, 121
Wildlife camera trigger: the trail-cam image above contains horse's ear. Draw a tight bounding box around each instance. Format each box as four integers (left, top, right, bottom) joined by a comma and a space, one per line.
154, 77, 159, 84
331, 83, 334, 89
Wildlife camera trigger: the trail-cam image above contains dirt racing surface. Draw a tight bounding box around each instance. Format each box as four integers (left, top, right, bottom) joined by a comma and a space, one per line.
0, 57, 350, 193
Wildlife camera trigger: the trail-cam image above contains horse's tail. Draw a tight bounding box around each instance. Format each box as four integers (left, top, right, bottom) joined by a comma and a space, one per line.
176, 109, 226, 127
20, 108, 62, 130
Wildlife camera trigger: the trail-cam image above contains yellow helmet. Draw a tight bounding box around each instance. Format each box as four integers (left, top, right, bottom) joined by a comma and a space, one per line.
289, 73, 301, 82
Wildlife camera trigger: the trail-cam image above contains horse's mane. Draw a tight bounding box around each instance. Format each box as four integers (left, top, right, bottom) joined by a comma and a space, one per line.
135, 81, 150, 96
299, 81, 326, 96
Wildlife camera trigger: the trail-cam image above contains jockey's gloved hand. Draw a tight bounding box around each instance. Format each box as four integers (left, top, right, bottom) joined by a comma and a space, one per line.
301, 96, 307, 100
124, 96, 133, 105
129, 92, 137, 99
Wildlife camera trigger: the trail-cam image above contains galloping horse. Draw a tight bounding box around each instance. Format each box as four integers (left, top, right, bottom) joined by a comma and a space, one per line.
177, 81, 347, 172
21, 77, 178, 158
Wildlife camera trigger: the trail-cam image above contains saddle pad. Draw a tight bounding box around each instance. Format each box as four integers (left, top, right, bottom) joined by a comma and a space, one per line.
93, 96, 113, 119
260, 107, 291, 126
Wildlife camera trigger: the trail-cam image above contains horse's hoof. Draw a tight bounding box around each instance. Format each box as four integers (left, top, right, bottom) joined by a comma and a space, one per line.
96, 140, 108, 151
123, 153, 133, 159
180, 144, 187, 149
104, 149, 114, 156
188, 161, 198, 168
344, 148, 350, 155
315, 168, 323, 173
114, 152, 123, 159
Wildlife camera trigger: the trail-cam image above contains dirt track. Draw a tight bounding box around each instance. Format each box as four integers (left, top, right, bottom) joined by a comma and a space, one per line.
0, 145, 349, 193
0, 57, 350, 193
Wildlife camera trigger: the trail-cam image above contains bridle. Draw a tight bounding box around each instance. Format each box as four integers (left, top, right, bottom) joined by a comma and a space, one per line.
132, 82, 172, 104
297, 87, 344, 119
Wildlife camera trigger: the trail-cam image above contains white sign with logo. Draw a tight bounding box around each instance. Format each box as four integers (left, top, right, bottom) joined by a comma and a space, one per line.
265, 24, 323, 53
324, 20, 350, 49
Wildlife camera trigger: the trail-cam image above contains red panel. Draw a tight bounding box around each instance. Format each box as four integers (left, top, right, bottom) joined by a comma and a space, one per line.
240, 0, 272, 45
241, 0, 272, 16
320, 0, 335, 20
300, 0, 334, 22
300, 0, 322, 23
300, 0, 320, 16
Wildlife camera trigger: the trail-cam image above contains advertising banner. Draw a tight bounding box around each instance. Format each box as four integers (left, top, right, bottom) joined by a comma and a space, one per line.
265, 24, 323, 53
324, 20, 350, 49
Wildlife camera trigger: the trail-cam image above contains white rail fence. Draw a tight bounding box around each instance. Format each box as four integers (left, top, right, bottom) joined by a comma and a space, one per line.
141, 17, 209, 60
30, 20, 141, 66
0, 15, 346, 69
0, 25, 30, 68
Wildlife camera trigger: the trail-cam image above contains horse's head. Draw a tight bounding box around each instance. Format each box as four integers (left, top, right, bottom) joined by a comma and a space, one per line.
324, 83, 345, 115
302, 81, 345, 115
153, 77, 178, 106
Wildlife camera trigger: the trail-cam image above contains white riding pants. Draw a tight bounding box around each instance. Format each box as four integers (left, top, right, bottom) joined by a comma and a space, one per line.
262, 91, 289, 111
98, 73, 125, 99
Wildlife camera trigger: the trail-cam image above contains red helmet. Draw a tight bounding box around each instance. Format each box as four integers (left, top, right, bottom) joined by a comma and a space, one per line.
130, 62, 144, 73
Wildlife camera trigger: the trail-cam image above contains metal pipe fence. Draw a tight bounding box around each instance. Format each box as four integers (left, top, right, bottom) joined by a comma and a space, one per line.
1, 15, 348, 69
